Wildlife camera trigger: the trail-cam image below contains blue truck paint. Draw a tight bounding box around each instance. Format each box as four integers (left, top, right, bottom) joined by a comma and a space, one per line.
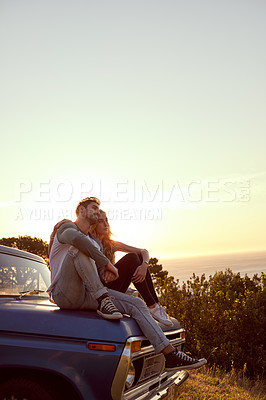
0, 245, 188, 400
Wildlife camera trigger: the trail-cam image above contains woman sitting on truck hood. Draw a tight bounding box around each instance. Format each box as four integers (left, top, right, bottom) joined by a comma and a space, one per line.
89, 209, 173, 327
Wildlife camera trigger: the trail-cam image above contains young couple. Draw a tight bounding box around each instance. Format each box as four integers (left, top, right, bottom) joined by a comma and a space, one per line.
47, 197, 207, 371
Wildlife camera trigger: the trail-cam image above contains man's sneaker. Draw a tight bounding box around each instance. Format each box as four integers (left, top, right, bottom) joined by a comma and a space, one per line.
97, 297, 123, 320
165, 350, 207, 371
149, 303, 174, 327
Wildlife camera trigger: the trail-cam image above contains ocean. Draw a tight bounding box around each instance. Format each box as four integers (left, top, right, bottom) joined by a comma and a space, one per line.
160, 250, 266, 284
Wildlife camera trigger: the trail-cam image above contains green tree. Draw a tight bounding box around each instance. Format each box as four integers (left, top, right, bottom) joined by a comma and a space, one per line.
0, 236, 49, 263
148, 257, 168, 283
148, 259, 266, 378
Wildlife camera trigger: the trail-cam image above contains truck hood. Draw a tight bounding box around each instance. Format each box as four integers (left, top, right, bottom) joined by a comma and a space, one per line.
0, 297, 181, 343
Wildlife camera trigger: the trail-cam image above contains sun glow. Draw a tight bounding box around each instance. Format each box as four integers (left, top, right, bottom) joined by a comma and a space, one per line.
0, 1, 265, 257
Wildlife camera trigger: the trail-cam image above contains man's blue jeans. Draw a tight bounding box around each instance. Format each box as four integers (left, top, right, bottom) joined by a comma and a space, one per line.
51, 249, 170, 353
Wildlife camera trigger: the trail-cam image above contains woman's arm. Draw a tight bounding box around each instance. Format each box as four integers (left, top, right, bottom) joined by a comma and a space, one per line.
113, 241, 149, 263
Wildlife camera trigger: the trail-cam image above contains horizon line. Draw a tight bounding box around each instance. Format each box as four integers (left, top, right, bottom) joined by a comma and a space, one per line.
159, 248, 266, 260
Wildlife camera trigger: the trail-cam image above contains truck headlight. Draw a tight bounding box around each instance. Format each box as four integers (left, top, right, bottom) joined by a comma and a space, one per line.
125, 361, 135, 389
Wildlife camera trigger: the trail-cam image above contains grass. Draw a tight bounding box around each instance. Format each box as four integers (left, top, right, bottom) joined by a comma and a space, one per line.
175, 366, 266, 400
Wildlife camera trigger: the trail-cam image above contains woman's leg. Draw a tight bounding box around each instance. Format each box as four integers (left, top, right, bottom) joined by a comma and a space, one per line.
107, 253, 172, 325
107, 253, 137, 292
127, 255, 173, 327
108, 253, 159, 307
134, 269, 159, 307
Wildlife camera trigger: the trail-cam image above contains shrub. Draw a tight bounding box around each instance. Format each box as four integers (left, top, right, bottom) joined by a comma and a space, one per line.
153, 264, 265, 378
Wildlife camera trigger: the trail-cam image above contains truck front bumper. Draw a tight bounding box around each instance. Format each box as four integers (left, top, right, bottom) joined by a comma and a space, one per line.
123, 370, 189, 400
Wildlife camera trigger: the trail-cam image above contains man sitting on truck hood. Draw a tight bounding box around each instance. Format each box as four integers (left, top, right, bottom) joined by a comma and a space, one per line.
47, 196, 207, 372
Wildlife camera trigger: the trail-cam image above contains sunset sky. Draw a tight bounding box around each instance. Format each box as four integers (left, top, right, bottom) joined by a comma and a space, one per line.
0, 0, 265, 259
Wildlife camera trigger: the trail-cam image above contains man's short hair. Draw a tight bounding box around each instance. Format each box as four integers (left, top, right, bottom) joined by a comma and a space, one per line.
75, 197, 101, 216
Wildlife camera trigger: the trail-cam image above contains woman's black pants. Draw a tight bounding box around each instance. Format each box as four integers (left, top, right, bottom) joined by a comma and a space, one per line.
107, 253, 159, 307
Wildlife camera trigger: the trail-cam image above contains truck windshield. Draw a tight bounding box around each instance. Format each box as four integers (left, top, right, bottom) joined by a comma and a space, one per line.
0, 253, 50, 296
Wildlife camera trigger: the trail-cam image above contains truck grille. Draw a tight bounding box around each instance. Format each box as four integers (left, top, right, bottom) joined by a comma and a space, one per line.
112, 329, 186, 400
140, 329, 183, 353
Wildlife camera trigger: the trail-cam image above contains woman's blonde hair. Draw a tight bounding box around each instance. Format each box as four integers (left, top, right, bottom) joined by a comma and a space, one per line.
89, 210, 116, 263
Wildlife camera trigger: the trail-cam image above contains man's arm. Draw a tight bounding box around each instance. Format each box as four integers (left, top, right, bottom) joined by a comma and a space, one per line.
56, 222, 110, 269
48, 219, 71, 256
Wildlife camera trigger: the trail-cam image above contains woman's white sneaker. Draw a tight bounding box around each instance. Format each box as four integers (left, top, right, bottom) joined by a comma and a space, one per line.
149, 303, 174, 327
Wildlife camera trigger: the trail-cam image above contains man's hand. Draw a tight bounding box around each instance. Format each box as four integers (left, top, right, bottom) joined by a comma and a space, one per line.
132, 264, 148, 283
50, 219, 72, 240
103, 262, 119, 283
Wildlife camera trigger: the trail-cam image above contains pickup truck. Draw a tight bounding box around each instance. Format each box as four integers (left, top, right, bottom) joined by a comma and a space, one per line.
0, 245, 189, 400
